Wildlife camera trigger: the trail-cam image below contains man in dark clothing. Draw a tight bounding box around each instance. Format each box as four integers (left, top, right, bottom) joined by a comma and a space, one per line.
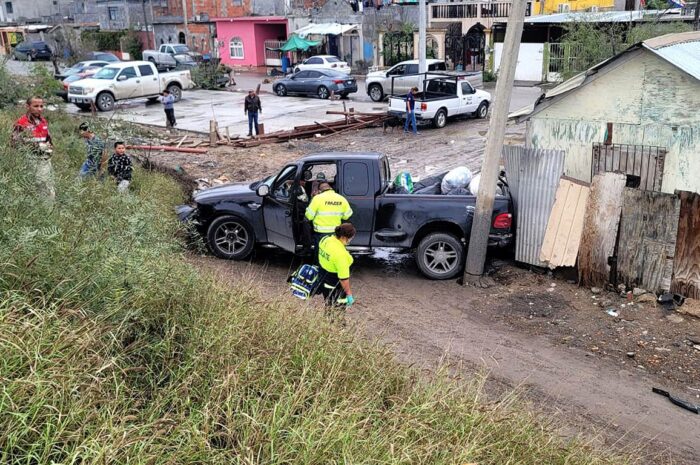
404, 86, 419, 135
78, 122, 106, 178
107, 141, 133, 193
244, 90, 262, 137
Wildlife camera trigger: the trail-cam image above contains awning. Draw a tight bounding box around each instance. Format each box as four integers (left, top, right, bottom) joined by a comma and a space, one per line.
268, 35, 321, 53
294, 23, 359, 38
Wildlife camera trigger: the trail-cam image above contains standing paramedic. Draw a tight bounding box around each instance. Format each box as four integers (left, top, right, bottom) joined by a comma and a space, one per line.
404, 86, 419, 135
305, 181, 353, 257
12, 96, 55, 201
244, 89, 262, 138
317, 223, 356, 307
160, 89, 176, 128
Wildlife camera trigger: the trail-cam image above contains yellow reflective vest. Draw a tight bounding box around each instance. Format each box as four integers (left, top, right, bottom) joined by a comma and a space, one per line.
305, 189, 353, 234
319, 235, 354, 279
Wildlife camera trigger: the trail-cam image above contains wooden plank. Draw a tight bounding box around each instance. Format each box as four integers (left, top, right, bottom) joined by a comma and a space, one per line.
540, 177, 590, 269
175, 135, 188, 148
617, 189, 680, 292
578, 173, 627, 287
671, 191, 700, 299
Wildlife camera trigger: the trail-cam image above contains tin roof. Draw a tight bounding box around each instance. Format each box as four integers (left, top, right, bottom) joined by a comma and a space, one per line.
523, 9, 692, 24
511, 31, 700, 120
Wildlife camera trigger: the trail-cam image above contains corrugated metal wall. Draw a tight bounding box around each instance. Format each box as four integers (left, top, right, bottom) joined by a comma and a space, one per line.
503, 145, 566, 267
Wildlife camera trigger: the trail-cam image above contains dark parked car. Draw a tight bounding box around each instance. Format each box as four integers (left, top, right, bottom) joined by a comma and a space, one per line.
81, 51, 121, 62
273, 69, 358, 99
179, 152, 513, 280
12, 41, 52, 61
54, 60, 110, 80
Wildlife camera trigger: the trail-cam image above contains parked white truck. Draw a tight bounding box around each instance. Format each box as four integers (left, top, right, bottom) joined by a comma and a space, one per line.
388, 74, 491, 128
68, 61, 193, 112
143, 44, 200, 69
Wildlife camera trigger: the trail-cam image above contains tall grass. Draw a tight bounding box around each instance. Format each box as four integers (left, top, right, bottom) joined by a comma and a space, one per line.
0, 108, 632, 464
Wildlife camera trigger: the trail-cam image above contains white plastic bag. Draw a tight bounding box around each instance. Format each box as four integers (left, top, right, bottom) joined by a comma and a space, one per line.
468, 173, 481, 194
441, 166, 473, 195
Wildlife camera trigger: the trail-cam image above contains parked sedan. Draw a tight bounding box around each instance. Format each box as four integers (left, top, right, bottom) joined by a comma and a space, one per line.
294, 55, 350, 74
81, 51, 121, 62
274, 69, 357, 99
12, 41, 52, 61
55, 60, 110, 80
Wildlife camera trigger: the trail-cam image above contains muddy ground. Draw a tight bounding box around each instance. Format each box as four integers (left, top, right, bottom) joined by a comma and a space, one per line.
143, 117, 700, 463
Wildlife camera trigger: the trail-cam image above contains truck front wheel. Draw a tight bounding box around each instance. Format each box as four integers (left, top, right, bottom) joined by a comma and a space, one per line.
206, 215, 255, 260
475, 101, 489, 119
416, 232, 464, 280
433, 108, 448, 129
368, 84, 384, 102
95, 92, 115, 112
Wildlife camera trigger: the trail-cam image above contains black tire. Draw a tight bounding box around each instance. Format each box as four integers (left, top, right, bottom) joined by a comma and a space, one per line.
147, 96, 159, 104
75, 103, 92, 111
317, 86, 330, 99
433, 108, 448, 129
368, 83, 384, 102
294, 67, 300, 73
416, 232, 464, 280
475, 101, 489, 119
275, 84, 287, 96
148, 57, 156, 63
206, 216, 255, 260
340, 92, 349, 99
95, 92, 115, 112
166, 84, 182, 101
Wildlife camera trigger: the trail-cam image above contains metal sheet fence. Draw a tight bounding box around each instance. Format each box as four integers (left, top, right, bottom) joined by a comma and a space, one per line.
503, 145, 566, 267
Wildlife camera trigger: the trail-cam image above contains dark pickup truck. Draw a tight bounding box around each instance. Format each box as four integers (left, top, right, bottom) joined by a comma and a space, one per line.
179, 152, 513, 280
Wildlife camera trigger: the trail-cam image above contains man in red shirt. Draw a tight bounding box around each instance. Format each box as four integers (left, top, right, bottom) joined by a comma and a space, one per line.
12, 96, 55, 202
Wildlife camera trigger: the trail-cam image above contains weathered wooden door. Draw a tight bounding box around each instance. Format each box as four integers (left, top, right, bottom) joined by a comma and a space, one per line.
591, 143, 666, 192
671, 191, 700, 299
617, 189, 680, 292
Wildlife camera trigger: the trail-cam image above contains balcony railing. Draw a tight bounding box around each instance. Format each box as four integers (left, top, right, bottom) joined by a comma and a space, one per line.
431, 1, 532, 20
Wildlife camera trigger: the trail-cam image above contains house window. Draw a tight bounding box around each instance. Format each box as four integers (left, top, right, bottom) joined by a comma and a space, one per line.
232, 0, 243, 5
5, 2, 13, 14
108, 7, 118, 21
229, 37, 244, 59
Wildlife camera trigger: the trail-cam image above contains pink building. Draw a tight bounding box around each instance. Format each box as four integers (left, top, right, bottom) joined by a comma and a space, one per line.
214, 17, 288, 68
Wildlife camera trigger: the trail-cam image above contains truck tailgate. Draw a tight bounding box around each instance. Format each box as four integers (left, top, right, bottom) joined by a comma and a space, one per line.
388, 96, 406, 114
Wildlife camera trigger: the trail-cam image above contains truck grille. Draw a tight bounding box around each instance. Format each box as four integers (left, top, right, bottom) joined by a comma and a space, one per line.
69, 86, 84, 95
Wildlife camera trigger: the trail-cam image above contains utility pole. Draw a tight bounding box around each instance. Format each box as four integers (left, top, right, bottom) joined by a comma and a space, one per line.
181, 0, 190, 46
418, 0, 427, 73
694, 0, 699, 31
463, 0, 526, 283
142, 0, 152, 49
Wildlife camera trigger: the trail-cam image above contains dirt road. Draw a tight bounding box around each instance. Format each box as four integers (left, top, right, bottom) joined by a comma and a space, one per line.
196, 251, 700, 464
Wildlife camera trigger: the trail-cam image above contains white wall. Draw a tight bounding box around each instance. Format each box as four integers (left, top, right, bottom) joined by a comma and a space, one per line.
494, 43, 544, 82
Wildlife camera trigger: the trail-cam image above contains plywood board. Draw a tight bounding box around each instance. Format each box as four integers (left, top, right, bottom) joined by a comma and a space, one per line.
578, 173, 627, 287
540, 177, 590, 269
617, 189, 680, 292
671, 191, 700, 299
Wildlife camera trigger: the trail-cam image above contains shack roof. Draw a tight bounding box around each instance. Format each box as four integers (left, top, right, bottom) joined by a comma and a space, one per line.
511, 31, 700, 121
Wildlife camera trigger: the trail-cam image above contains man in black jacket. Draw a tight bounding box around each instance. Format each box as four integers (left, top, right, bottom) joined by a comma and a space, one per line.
244, 90, 262, 138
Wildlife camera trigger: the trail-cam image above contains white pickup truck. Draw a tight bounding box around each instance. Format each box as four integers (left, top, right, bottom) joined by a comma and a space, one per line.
67, 61, 193, 112
143, 44, 200, 69
388, 75, 491, 129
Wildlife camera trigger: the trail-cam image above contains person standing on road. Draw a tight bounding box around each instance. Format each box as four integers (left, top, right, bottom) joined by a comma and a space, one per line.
12, 96, 55, 202
106, 141, 133, 193
160, 89, 176, 128
244, 89, 262, 138
317, 223, 356, 308
404, 86, 419, 135
305, 181, 353, 259
78, 122, 106, 178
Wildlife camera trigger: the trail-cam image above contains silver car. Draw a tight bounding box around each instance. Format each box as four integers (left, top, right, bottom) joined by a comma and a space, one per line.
273, 69, 358, 99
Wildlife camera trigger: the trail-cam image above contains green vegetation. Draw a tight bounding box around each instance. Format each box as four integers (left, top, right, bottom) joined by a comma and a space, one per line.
559, 19, 692, 79
0, 73, 633, 464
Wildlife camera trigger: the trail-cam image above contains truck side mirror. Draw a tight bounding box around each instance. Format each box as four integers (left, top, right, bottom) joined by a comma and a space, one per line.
256, 184, 270, 197
117, 75, 128, 81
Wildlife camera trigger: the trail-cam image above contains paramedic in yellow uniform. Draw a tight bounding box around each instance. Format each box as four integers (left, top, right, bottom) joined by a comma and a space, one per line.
305, 181, 353, 256
317, 223, 356, 307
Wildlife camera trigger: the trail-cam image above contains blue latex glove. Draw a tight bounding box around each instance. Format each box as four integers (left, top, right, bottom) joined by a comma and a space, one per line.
345, 295, 355, 307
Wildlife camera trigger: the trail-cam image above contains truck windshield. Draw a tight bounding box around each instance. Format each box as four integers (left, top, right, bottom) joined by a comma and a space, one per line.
173, 45, 190, 53
93, 67, 120, 80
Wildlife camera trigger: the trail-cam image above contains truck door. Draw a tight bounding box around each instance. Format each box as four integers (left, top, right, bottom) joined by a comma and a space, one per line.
115, 66, 140, 99
338, 160, 374, 247
138, 64, 159, 95
460, 81, 477, 114
262, 165, 298, 253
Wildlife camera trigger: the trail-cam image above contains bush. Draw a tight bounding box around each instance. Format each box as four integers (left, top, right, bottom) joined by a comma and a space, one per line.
81, 30, 125, 51
0, 60, 29, 108
123, 32, 143, 61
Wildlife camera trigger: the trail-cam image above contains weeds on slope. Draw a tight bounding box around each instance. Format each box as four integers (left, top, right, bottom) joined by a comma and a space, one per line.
0, 108, 636, 464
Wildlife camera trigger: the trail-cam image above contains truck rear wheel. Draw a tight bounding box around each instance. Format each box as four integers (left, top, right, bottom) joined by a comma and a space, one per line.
206, 215, 255, 260
416, 232, 464, 280
433, 108, 448, 129
166, 84, 182, 101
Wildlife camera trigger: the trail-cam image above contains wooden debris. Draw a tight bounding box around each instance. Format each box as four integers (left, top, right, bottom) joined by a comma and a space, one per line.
671, 191, 700, 299
175, 135, 188, 148
126, 144, 208, 154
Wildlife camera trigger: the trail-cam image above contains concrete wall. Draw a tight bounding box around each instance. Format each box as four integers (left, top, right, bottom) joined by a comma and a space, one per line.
494, 43, 543, 81
526, 49, 700, 194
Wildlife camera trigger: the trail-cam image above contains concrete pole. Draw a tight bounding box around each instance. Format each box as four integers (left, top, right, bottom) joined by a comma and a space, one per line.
463, 0, 526, 283
181, 0, 190, 46
694, 0, 699, 31
418, 0, 427, 73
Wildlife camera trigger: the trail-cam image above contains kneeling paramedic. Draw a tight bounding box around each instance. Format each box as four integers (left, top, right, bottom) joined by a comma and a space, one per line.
317, 223, 356, 307
305, 182, 353, 257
